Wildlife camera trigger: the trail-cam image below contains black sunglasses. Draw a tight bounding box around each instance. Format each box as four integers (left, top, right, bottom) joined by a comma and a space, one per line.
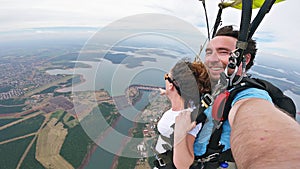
164, 73, 181, 96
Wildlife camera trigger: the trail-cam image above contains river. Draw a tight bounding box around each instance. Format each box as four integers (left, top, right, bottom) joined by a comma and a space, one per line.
47, 60, 167, 169
84, 91, 151, 169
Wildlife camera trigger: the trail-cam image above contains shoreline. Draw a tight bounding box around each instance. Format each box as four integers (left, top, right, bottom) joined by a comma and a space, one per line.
79, 91, 159, 169
110, 118, 138, 169
110, 91, 166, 169
55, 74, 86, 93
78, 114, 122, 169
110, 97, 151, 169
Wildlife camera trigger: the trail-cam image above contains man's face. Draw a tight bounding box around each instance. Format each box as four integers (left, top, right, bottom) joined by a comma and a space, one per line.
204, 36, 237, 83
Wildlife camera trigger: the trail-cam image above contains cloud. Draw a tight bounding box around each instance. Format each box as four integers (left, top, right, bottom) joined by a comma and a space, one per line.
0, 0, 208, 32
0, 0, 299, 60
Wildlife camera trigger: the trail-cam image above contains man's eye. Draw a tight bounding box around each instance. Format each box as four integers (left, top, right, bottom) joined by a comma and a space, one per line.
219, 51, 230, 55
205, 51, 212, 56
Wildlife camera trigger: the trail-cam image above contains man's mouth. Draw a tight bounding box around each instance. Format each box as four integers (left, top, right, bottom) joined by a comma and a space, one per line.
210, 67, 223, 71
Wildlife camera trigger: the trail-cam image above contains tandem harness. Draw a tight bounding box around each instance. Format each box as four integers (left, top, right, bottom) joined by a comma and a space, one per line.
153, 78, 296, 169
153, 94, 212, 169
153, 93, 213, 169
153, 0, 287, 168
191, 75, 296, 169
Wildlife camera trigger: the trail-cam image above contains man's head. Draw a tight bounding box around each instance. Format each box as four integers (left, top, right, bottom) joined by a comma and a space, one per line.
204, 25, 257, 84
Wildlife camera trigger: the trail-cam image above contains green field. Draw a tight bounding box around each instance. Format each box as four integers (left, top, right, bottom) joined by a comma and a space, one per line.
0, 115, 45, 142
0, 118, 20, 127
60, 122, 94, 168
0, 136, 34, 169
0, 105, 26, 114
20, 140, 44, 169
0, 98, 26, 105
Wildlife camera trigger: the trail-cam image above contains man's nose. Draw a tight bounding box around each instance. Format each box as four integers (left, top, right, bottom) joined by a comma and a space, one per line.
208, 52, 220, 62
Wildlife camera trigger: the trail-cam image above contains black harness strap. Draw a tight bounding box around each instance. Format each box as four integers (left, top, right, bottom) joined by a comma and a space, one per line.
248, 0, 277, 39
212, 4, 224, 38
228, 0, 252, 70
228, 0, 277, 86
201, 77, 266, 164
195, 93, 212, 124
204, 75, 297, 165
197, 0, 284, 167
222, 77, 265, 121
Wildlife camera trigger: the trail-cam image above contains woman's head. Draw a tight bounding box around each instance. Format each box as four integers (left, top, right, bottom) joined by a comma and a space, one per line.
169, 60, 211, 109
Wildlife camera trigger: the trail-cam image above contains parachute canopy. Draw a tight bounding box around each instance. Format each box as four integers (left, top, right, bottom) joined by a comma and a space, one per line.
220, 0, 285, 9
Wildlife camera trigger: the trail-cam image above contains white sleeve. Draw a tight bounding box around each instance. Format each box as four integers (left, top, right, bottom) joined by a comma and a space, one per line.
187, 123, 202, 137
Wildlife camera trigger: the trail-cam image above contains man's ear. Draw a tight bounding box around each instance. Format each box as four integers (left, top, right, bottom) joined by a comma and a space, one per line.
245, 53, 251, 64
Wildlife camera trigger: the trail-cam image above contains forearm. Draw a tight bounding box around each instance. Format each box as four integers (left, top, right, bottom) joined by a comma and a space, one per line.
230, 99, 300, 168
173, 110, 197, 169
173, 134, 195, 169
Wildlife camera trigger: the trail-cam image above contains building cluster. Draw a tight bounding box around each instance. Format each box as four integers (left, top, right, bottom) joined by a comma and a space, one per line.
0, 88, 24, 100
0, 62, 62, 100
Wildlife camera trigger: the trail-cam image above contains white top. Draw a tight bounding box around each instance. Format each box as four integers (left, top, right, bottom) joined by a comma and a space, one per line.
155, 108, 202, 154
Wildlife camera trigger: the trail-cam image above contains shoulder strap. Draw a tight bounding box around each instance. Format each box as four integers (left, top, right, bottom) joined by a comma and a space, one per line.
251, 78, 296, 118
222, 77, 297, 121
222, 77, 265, 121
203, 77, 264, 162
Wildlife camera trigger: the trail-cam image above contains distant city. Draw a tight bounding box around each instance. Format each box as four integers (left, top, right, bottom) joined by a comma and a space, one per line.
0, 62, 63, 100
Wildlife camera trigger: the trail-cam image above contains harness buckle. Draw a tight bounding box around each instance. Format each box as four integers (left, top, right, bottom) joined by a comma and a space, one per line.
156, 155, 166, 167
214, 121, 223, 130
198, 153, 220, 163
201, 93, 214, 108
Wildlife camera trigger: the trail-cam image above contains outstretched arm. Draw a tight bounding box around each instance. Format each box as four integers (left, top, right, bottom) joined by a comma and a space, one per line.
173, 110, 197, 169
229, 98, 300, 169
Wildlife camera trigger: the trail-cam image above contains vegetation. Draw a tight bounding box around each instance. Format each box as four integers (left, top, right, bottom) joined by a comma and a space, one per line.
99, 102, 116, 116
63, 113, 77, 128
0, 98, 26, 105
147, 156, 156, 168
116, 157, 138, 169
0, 115, 45, 142
0, 105, 26, 114
53, 91, 71, 97
36, 86, 59, 94
0, 86, 12, 93
45, 60, 91, 70
20, 140, 44, 169
0, 136, 34, 169
79, 108, 105, 140
0, 118, 20, 127
58, 75, 82, 88
131, 122, 144, 138
98, 102, 119, 125
50, 110, 65, 121
60, 123, 94, 168
57, 111, 68, 125
60, 102, 120, 168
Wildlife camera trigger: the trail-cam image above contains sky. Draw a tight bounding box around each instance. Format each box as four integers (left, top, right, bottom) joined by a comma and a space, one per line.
0, 0, 299, 60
